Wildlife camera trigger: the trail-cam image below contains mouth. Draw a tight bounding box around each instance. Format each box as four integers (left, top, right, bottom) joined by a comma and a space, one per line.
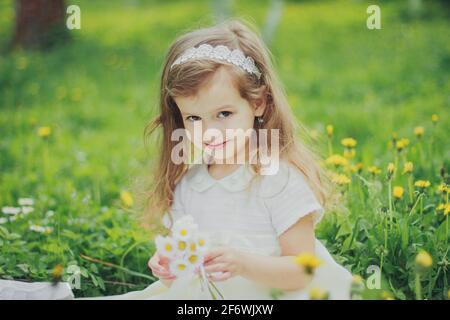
205, 140, 229, 149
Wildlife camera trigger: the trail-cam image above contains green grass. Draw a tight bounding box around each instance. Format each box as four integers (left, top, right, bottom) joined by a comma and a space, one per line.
0, 0, 449, 299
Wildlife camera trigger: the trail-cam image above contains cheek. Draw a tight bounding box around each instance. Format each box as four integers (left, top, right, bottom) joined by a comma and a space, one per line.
183, 122, 204, 149
226, 112, 255, 131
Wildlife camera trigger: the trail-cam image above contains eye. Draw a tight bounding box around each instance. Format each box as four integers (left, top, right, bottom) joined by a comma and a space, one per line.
185, 115, 201, 122
218, 111, 232, 119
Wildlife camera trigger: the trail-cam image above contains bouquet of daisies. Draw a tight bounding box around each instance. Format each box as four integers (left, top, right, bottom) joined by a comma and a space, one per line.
155, 215, 224, 299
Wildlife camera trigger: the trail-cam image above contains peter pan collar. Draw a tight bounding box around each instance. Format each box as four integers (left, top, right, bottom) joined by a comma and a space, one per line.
185, 162, 256, 193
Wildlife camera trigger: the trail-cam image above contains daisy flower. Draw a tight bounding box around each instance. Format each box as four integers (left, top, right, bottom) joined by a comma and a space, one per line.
18, 198, 34, 206
2, 207, 21, 215
169, 258, 193, 277
155, 235, 177, 259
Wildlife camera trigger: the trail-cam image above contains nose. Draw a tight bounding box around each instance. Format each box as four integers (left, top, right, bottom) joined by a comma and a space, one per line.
202, 124, 226, 145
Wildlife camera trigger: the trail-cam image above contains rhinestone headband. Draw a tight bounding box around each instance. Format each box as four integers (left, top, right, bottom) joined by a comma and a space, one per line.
170, 44, 262, 79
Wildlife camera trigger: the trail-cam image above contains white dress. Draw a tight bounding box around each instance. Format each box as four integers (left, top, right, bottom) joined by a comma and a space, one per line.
78, 159, 353, 300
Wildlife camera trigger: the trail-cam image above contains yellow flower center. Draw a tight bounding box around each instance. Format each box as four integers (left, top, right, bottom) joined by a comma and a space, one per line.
178, 241, 186, 250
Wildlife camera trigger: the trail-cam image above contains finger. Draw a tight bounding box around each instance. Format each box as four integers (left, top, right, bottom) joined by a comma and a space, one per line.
159, 255, 170, 264
149, 260, 166, 273
152, 269, 175, 278
159, 274, 177, 280
152, 269, 171, 277
150, 262, 172, 274
204, 248, 224, 263
203, 255, 225, 266
148, 257, 157, 269
204, 263, 227, 274
208, 271, 231, 282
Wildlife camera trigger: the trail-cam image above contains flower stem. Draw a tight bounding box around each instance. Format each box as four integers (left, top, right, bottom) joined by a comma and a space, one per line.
415, 272, 422, 300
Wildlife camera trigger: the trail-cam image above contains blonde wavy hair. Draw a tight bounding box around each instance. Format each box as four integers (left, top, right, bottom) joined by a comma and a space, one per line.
138, 18, 333, 232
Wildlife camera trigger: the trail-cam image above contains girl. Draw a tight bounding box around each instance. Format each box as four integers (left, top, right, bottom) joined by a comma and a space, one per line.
88, 18, 353, 300
0, 18, 353, 301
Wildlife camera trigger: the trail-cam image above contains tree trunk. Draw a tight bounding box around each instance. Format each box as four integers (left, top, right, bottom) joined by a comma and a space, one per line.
11, 0, 69, 50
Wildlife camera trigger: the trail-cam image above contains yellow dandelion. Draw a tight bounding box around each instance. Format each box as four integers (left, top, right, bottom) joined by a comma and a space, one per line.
325, 154, 348, 167
341, 137, 357, 148
52, 264, 63, 284
431, 114, 438, 123
349, 163, 363, 173
396, 138, 409, 151
331, 173, 351, 186
440, 204, 450, 217
387, 162, 396, 174
414, 180, 431, 188
343, 148, 356, 159
415, 250, 432, 268
309, 288, 329, 300
403, 161, 413, 174
37, 126, 51, 138
326, 125, 333, 138
438, 184, 448, 194
393, 186, 404, 199
120, 191, 134, 207
381, 291, 395, 300
294, 253, 323, 275
368, 166, 381, 175
414, 126, 424, 138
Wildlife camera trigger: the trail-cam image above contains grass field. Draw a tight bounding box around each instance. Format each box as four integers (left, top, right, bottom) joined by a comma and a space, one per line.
0, 0, 449, 299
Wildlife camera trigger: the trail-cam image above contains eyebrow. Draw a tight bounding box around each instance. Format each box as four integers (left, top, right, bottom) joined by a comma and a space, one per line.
181, 104, 234, 115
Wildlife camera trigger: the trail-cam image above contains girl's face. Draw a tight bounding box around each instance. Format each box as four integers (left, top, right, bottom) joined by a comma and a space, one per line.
174, 66, 265, 164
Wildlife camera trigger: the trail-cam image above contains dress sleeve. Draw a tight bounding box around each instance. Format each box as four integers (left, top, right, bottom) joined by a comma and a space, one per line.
262, 162, 324, 237
161, 177, 186, 230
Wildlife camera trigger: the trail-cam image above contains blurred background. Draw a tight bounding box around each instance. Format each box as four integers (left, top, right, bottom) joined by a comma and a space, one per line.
0, 0, 449, 299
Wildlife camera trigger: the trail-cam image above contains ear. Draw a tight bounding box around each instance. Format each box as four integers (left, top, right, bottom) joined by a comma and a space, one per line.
252, 85, 267, 117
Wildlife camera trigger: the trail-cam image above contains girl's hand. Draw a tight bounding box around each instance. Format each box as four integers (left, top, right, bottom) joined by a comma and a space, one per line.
201, 246, 244, 282
148, 251, 176, 281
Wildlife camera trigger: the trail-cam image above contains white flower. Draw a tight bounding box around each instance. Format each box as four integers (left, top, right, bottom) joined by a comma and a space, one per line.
169, 257, 193, 277
2, 206, 21, 215
46, 210, 55, 217
21, 206, 34, 215
172, 217, 197, 241
0, 217, 7, 224
155, 235, 177, 259
186, 252, 203, 269
175, 239, 189, 256
192, 232, 209, 255
18, 198, 34, 206
29, 224, 53, 233
154, 215, 213, 281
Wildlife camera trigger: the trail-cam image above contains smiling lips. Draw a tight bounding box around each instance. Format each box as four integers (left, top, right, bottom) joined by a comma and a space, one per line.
205, 140, 229, 149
